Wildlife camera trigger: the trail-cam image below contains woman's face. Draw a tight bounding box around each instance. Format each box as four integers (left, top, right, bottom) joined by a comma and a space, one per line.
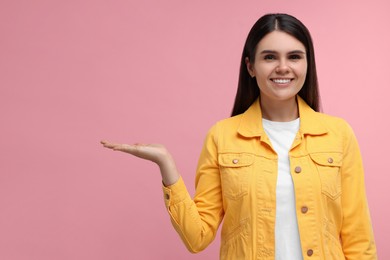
246, 30, 307, 105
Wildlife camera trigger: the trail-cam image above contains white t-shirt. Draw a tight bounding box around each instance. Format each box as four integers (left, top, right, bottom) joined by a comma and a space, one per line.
262, 118, 303, 260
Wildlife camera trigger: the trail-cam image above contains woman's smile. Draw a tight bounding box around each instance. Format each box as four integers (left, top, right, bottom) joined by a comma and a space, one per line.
270, 78, 294, 86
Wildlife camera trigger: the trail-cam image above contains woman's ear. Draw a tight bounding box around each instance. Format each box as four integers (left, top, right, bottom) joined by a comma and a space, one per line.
245, 57, 255, 78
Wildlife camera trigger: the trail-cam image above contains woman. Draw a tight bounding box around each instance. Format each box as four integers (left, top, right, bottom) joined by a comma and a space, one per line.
101, 13, 377, 259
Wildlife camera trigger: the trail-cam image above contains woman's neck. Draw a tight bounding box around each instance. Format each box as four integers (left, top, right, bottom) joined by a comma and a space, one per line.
260, 96, 299, 122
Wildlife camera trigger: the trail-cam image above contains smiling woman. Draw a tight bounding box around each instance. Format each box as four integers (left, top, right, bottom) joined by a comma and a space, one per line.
245, 31, 308, 121
102, 13, 377, 259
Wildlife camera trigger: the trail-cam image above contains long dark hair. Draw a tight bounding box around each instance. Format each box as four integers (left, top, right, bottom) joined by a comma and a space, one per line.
231, 13, 320, 116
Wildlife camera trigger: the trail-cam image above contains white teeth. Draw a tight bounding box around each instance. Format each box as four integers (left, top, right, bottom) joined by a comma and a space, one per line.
273, 79, 291, 84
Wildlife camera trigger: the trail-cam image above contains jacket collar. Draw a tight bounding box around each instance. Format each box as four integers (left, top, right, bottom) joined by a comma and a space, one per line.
237, 96, 328, 138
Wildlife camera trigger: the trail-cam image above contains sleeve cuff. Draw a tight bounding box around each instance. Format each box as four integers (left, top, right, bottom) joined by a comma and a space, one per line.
162, 176, 189, 208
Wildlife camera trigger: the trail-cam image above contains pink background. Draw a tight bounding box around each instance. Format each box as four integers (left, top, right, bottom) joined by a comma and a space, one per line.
1, 0, 389, 259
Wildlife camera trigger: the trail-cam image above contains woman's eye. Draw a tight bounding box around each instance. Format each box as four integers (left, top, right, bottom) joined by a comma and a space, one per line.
264, 55, 276, 60
289, 54, 302, 60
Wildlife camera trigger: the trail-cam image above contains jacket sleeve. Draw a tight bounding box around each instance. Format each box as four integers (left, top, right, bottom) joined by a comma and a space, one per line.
340, 122, 377, 259
162, 124, 224, 253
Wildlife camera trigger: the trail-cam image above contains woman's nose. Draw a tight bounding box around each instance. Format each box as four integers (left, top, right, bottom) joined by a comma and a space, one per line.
275, 59, 290, 74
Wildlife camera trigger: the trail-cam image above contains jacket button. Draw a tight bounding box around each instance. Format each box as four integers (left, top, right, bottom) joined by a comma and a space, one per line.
307, 249, 313, 256
294, 166, 302, 173
232, 159, 239, 164
301, 206, 308, 213
328, 157, 333, 163
165, 193, 170, 200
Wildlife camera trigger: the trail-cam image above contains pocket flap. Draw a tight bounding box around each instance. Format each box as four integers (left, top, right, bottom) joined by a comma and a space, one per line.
219, 153, 254, 167
309, 152, 342, 167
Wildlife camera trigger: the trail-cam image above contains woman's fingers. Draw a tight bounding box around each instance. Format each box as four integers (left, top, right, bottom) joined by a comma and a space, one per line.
101, 140, 179, 184
100, 140, 120, 149
101, 140, 135, 152
100, 141, 167, 164
101, 140, 144, 153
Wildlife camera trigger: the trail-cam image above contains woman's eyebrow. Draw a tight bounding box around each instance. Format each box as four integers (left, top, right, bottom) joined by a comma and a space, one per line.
288, 50, 306, 54
259, 50, 306, 54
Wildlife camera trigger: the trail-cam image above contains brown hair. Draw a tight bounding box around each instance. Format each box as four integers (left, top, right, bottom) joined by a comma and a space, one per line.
231, 13, 320, 116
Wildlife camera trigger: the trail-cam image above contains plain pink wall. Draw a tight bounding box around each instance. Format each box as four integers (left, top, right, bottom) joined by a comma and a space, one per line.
1, 0, 389, 259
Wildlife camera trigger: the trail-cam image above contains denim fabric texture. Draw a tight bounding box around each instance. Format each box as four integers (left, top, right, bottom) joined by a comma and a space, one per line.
162, 96, 377, 260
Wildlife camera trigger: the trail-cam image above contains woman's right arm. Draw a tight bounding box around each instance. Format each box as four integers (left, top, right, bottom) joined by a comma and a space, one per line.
162, 125, 224, 253
100, 127, 224, 253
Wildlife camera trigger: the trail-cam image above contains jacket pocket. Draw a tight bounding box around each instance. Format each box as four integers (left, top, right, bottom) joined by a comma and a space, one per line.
323, 230, 345, 259
218, 153, 254, 200
309, 152, 342, 200
220, 218, 250, 260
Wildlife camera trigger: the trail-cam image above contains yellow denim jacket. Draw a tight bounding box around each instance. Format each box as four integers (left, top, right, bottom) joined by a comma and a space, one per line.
162, 96, 377, 259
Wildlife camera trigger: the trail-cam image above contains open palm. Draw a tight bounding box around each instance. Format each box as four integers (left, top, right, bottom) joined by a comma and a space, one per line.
100, 140, 179, 185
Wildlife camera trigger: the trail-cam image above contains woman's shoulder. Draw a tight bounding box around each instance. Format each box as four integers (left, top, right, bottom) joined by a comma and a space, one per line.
205, 114, 245, 137
315, 111, 355, 135
216, 114, 244, 127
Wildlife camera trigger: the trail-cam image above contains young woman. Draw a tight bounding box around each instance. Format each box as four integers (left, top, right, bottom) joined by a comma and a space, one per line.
101, 13, 377, 259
